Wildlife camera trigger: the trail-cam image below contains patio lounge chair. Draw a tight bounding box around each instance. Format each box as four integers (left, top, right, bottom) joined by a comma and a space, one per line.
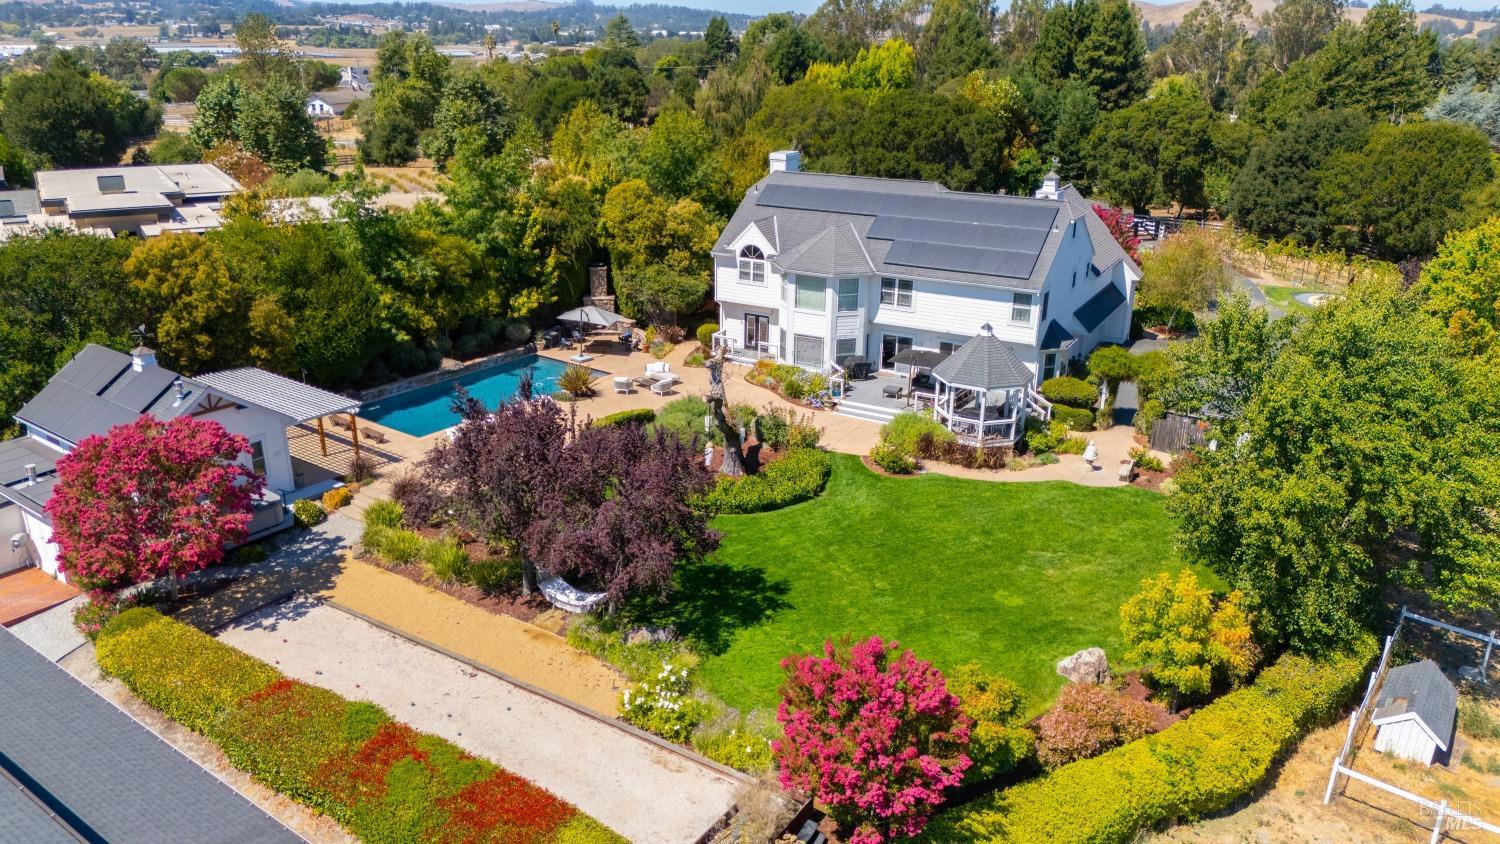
539, 575, 608, 614
651, 375, 680, 396
613, 376, 632, 394
644, 361, 671, 377
882, 384, 904, 399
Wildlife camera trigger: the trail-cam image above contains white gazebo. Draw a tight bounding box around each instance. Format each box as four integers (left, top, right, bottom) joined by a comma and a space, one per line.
930, 325, 1053, 446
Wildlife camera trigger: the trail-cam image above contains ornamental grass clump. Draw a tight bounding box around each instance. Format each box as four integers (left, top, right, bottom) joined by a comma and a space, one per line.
775, 635, 971, 844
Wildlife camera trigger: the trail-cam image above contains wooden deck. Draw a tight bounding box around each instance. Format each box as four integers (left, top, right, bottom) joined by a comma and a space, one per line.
0, 568, 80, 627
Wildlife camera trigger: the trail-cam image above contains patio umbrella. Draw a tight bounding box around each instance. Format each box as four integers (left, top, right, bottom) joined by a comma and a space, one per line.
556, 305, 626, 350
556, 305, 626, 329
888, 348, 950, 406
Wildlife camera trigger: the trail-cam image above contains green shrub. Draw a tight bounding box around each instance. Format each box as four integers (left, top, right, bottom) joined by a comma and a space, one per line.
685, 351, 705, 367
881, 412, 954, 453
1088, 346, 1137, 393
96, 608, 280, 734
1040, 376, 1097, 408
421, 537, 470, 583
949, 663, 1035, 782
705, 448, 832, 513
923, 636, 1376, 844
769, 364, 802, 386
691, 711, 777, 774
1460, 698, 1500, 740
364, 500, 404, 530
469, 557, 520, 593
787, 418, 822, 449
1132, 351, 1174, 402
226, 541, 269, 566
595, 408, 657, 428
757, 408, 790, 449
654, 396, 714, 445
780, 373, 810, 400
1055, 436, 1087, 455
96, 609, 625, 843
292, 498, 325, 528
619, 661, 706, 743
1129, 447, 1165, 472
566, 616, 690, 683
1021, 418, 1070, 455
559, 364, 598, 397
870, 442, 918, 474
1134, 304, 1197, 334
696, 322, 718, 350
364, 526, 424, 565
1052, 406, 1096, 432
1135, 399, 1165, 436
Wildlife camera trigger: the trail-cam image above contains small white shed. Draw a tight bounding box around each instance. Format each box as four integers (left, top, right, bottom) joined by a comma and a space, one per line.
1372, 659, 1457, 766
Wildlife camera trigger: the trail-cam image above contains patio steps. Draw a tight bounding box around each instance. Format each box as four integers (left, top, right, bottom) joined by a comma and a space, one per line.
836, 399, 901, 424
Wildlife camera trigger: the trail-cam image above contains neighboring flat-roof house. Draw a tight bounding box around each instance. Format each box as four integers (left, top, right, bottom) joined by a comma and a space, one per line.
1373, 659, 1458, 766
0, 345, 359, 583
0, 626, 301, 843
711, 151, 1139, 441
33, 163, 241, 236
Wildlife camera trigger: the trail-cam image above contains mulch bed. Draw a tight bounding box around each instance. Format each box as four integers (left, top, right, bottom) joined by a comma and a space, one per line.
1130, 468, 1172, 492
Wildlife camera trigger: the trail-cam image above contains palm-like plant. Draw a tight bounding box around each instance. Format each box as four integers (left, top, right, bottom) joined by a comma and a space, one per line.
558, 365, 597, 397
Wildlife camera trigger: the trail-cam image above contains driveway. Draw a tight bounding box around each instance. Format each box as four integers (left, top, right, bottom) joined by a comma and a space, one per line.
219, 598, 742, 844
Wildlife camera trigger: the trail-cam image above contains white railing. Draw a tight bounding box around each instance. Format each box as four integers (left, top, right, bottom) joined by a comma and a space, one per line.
711, 331, 778, 362
1027, 389, 1053, 420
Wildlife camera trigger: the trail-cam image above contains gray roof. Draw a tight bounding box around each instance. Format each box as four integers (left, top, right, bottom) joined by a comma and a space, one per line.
307, 87, 370, 114
1074, 282, 1126, 333
773, 222, 873, 276
196, 368, 360, 423
34, 164, 238, 216
15, 345, 211, 446
0, 627, 301, 843
1040, 319, 1075, 350
714, 170, 1069, 292
1059, 184, 1139, 278
0, 437, 61, 518
0, 188, 40, 219
931, 328, 1034, 389
1374, 659, 1457, 750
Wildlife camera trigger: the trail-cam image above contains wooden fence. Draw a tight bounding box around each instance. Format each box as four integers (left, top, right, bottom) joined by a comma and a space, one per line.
1148, 412, 1208, 454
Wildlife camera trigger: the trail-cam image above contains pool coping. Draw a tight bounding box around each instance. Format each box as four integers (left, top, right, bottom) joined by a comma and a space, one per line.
356, 345, 537, 403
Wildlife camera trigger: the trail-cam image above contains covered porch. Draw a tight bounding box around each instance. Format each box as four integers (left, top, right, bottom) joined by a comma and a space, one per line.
929, 325, 1052, 447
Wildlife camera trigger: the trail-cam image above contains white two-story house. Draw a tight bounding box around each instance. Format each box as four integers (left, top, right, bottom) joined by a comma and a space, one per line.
710, 152, 1139, 396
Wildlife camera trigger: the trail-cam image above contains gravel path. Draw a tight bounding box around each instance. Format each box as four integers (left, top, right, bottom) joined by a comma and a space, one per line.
219, 598, 741, 844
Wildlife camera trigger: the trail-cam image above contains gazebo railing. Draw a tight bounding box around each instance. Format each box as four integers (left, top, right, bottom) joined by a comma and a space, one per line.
949, 415, 1020, 445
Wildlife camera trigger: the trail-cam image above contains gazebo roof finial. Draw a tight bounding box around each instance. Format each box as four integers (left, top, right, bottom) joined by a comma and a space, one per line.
980, 323, 994, 336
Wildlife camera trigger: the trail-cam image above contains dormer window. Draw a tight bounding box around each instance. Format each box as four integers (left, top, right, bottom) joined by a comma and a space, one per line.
738, 245, 767, 283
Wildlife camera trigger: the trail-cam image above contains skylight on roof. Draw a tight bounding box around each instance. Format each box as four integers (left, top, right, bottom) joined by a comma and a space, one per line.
97, 175, 126, 194
0, 200, 15, 216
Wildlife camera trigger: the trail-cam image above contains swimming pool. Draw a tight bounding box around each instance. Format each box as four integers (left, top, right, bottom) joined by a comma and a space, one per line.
359, 356, 599, 437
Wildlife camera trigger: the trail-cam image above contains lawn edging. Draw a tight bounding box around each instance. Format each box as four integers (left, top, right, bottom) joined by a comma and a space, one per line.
96, 606, 627, 844
921, 634, 1378, 843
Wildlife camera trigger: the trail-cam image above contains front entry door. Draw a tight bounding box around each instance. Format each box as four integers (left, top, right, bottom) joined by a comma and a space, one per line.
744, 313, 771, 354
880, 335, 912, 370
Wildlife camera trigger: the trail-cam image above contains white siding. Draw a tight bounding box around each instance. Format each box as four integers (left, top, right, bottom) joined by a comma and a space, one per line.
0, 504, 27, 575
870, 278, 1035, 347
714, 261, 784, 311
21, 509, 61, 581
196, 401, 296, 496
1374, 718, 1439, 765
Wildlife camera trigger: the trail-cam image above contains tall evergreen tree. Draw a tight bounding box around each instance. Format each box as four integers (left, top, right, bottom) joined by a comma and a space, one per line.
1074, 0, 1146, 109
704, 16, 738, 68
917, 0, 999, 84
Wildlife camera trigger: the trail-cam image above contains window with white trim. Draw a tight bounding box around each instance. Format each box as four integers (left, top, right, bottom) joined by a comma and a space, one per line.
1011, 292, 1033, 324
837, 278, 859, 312
249, 440, 267, 478
737, 245, 767, 283
836, 338, 856, 358
880, 277, 913, 307
793, 334, 824, 368
1041, 291, 1050, 322
795, 276, 825, 310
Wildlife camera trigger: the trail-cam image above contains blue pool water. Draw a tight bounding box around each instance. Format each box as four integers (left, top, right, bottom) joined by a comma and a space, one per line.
360, 356, 596, 437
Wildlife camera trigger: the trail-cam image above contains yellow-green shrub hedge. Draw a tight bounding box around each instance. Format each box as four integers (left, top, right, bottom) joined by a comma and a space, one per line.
923, 635, 1376, 843
96, 607, 280, 734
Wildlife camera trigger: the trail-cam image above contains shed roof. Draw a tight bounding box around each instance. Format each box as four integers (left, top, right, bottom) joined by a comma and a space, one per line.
931, 327, 1034, 390
1040, 319, 1076, 350
1374, 659, 1457, 750
1073, 281, 1126, 333
196, 368, 360, 423
0, 437, 61, 518
0, 627, 301, 843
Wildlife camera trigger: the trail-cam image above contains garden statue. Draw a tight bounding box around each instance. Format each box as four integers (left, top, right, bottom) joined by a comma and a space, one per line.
705, 346, 745, 476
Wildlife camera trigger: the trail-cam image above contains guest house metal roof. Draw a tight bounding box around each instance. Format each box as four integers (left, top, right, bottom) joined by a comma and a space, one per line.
14, 345, 210, 446
196, 367, 360, 423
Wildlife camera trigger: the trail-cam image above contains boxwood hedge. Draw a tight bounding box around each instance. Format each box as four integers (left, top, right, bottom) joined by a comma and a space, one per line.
705, 448, 831, 514
594, 408, 657, 428
95, 608, 624, 844
1040, 376, 1097, 408
922, 635, 1376, 843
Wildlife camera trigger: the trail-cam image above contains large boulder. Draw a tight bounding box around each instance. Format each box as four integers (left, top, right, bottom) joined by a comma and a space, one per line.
1057, 647, 1111, 684
625, 625, 677, 646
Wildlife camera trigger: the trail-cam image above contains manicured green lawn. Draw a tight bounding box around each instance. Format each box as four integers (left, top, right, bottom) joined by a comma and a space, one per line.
1258, 284, 1321, 315
679, 454, 1199, 715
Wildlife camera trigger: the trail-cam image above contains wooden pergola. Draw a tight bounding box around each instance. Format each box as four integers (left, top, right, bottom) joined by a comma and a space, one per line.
195, 368, 363, 457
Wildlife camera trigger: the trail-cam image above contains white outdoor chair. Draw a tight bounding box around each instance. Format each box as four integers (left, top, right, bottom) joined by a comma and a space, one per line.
651, 375, 680, 396
613, 376, 632, 394
644, 361, 671, 378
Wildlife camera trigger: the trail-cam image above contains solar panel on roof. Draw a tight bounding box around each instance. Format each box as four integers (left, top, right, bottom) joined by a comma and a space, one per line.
54, 345, 125, 394
895, 195, 1058, 229
885, 240, 1041, 279
758, 184, 889, 215
102, 366, 177, 412
866, 215, 1050, 252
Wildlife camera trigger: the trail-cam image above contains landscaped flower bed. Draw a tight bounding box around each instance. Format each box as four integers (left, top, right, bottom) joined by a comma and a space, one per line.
96, 607, 625, 844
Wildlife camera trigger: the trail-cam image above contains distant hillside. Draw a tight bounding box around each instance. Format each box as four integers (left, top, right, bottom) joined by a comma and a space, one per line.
1132, 0, 1498, 39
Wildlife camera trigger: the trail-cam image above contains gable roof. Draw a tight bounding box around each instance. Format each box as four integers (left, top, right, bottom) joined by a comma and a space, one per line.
1373, 659, 1457, 750
1058, 184, 1140, 278
1040, 319, 1076, 350
714, 170, 1070, 292
0, 627, 301, 844
931, 327, 1034, 390
14, 345, 211, 446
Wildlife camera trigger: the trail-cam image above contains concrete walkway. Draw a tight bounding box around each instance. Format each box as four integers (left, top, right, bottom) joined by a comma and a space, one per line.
220, 598, 741, 844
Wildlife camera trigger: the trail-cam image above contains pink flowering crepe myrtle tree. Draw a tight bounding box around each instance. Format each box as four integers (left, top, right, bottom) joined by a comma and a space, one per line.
1093, 203, 1142, 264
45, 415, 264, 595
774, 635, 972, 844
